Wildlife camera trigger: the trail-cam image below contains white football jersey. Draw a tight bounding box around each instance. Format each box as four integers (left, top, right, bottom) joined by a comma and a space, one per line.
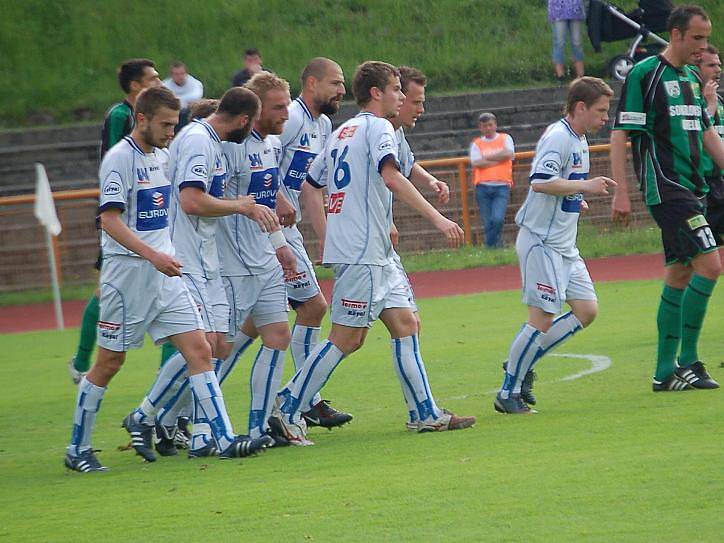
167, 119, 228, 279
395, 127, 415, 178
277, 97, 332, 223
307, 112, 399, 265
515, 118, 590, 259
217, 129, 281, 276
98, 136, 173, 257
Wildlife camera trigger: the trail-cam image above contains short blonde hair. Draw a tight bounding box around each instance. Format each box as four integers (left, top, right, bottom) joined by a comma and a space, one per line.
244, 72, 290, 101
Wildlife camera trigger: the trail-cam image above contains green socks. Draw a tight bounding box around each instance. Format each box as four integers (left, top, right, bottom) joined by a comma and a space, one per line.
655, 285, 683, 381
160, 343, 177, 367
73, 295, 99, 372
679, 274, 717, 367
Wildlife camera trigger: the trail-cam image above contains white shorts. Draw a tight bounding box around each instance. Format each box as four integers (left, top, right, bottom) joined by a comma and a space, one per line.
182, 274, 230, 334
516, 228, 597, 314
223, 266, 289, 334
283, 226, 322, 305
329, 263, 413, 328
98, 256, 203, 351
390, 250, 417, 313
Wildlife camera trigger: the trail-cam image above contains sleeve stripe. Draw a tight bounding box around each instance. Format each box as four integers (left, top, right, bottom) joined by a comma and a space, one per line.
377, 153, 399, 174
530, 173, 554, 181
179, 180, 206, 192
305, 176, 324, 189
98, 202, 125, 214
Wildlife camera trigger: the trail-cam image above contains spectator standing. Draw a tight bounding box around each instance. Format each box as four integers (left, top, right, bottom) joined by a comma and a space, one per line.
231, 47, 271, 87
163, 61, 204, 109
469, 112, 515, 248
548, 0, 586, 82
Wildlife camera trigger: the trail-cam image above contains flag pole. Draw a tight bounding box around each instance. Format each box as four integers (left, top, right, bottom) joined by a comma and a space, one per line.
46, 230, 65, 330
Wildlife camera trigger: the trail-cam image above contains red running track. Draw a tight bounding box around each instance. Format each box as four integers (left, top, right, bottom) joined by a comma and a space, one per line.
0, 252, 670, 334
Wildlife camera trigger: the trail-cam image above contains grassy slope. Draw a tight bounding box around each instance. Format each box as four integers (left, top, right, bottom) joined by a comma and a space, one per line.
3, 0, 723, 125
1, 280, 723, 541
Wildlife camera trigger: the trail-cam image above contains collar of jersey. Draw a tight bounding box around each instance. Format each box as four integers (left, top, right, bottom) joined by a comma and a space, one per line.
193, 118, 221, 143
355, 111, 376, 118
295, 96, 314, 120
250, 128, 264, 142
657, 53, 687, 74
560, 118, 581, 139
124, 135, 147, 155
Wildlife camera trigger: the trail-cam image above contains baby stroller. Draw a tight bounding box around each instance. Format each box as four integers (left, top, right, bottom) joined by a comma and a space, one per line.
587, 0, 671, 81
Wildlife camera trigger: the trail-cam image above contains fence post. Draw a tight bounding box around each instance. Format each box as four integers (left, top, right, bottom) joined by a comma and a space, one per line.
457, 161, 472, 245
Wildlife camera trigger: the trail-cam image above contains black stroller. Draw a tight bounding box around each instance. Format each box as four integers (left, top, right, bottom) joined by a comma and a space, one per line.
587, 0, 671, 81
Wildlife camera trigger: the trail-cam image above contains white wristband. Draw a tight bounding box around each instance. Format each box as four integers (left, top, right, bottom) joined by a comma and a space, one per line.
269, 229, 287, 250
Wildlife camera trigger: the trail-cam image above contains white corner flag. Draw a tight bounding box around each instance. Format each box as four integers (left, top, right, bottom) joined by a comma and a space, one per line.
34, 163, 64, 330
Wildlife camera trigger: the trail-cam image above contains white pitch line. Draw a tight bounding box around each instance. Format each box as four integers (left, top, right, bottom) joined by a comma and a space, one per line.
441, 353, 613, 401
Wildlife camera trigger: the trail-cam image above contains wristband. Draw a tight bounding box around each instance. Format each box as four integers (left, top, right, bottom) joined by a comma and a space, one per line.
269, 229, 287, 250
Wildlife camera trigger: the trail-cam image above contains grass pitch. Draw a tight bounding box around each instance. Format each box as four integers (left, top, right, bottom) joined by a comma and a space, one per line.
1, 279, 722, 542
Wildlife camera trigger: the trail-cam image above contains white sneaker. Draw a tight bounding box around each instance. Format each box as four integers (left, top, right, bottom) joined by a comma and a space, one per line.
68, 358, 87, 385
416, 410, 476, 433
268, 415, 314, 446
405, 420, 418, 431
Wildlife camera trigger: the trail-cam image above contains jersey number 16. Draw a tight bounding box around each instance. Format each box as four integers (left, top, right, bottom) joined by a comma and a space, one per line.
331, 146, 351, 189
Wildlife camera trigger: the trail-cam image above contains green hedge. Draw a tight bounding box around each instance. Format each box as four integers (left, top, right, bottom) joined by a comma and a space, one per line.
2, 0, 722, 126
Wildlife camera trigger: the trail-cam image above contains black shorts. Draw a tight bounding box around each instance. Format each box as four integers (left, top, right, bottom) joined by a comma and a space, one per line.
649, 194, 719, 265
706, 175, 724, 245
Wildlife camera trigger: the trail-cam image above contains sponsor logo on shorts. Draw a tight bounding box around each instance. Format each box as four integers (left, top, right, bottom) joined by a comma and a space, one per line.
341, 298, 367, 317
98, 320, 120, 341
536, 283, 557, 303
328, 192, 345, 214
285, 271, 311, 289
338, 126, 358, 140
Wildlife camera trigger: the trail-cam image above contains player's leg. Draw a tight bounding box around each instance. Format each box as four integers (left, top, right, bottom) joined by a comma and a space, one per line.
654, 264, 691, 389
249, 320, 289, 439
68, 287, 100, 384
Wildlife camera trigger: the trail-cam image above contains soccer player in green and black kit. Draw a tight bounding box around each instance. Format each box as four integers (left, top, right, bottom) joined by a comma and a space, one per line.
696, 45, 724, 243
68, 59, 161, 384
610, 5, 724, 392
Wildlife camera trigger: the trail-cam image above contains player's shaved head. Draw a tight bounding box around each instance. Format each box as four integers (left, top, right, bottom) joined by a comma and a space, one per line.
353, 61, 400, 107
301, 57, 340, 86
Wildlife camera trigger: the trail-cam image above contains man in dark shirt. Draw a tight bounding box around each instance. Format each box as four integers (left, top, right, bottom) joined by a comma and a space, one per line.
231, 47, 272, 87
69, 59, 162, 384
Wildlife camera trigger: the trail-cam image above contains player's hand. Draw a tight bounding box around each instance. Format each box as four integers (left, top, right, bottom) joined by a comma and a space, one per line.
430, 179, 450, 204
275, 193, 296, 227
703, 80, 719, 104
611, 186, 632, 225
150, 251, 183, 277
243, 203, 279, 233
275, 246, 297, 279
433, 215, 464, 248
583, 176, 616, 196
390, 222, 400, 249
236, 195, 257, 215
580, 199, 589, 214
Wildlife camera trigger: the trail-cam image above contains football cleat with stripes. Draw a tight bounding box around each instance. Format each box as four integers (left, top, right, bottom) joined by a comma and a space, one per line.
187, 439, 218, 458
503, 361, 537, 406
675, 361, 720, 390
121, 413, 156, 462
417, 410, 476, 432
154, 423, 179, 457
218, 435, 274, 459
64, 450, 109, 473
302, 400, 353, 429
652, 374, 692, 392
494, 393, 537, 414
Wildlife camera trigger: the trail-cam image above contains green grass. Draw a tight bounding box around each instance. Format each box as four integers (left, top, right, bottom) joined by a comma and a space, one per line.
1, 279, 723, 541
4, 0, 723, 125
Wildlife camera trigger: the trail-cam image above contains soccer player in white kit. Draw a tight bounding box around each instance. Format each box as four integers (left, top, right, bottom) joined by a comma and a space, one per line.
273, 57, 353, 429
274, 61, 476, 445
64, 88, 267, 472
123, 87, 280, 459
212, 72, 299, 443
494, 77, 616, 414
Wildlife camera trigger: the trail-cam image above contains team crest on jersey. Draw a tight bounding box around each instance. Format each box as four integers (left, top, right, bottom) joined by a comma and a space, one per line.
571, 152, 582, 168
137, 167, 150, 184
690, 81, 701, 98
338, 126, 358, 140
664, 81, 681, 98
300, 133, 311, 148
249, 153, 263, 169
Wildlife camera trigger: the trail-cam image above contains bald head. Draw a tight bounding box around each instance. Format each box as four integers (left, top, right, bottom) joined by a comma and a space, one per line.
300, 57, 346, 116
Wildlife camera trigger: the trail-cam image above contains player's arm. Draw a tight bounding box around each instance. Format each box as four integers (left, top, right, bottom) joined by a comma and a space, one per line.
703, 126, 724, 170
99, 208, 182, 277
409, 163, 450, 204
179, 186, 257, 218
300, 179, 326, 243
532, 176, 615, 197
609, 129, 631, 223
381, 160, 463, 247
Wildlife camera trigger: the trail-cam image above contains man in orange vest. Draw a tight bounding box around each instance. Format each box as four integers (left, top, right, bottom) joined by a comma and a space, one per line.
469, 112, 515, 247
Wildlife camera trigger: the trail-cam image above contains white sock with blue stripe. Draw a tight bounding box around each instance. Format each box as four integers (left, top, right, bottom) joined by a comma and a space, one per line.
68, 377, 106, 456
500, 324, 543, 399
281, 340, 345, 423
290, 325, 322, 405
535, 312, 583, 366
248, 346, 286, 438
218, 332, 254, 386
132, 351, 188, 426
392, 335, 442, 422
189, 371, 235, 451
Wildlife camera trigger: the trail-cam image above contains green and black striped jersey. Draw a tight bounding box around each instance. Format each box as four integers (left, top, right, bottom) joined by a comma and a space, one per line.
699, 94, 723, 178
613, 55, 711, 205
100, 100, 133, 159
